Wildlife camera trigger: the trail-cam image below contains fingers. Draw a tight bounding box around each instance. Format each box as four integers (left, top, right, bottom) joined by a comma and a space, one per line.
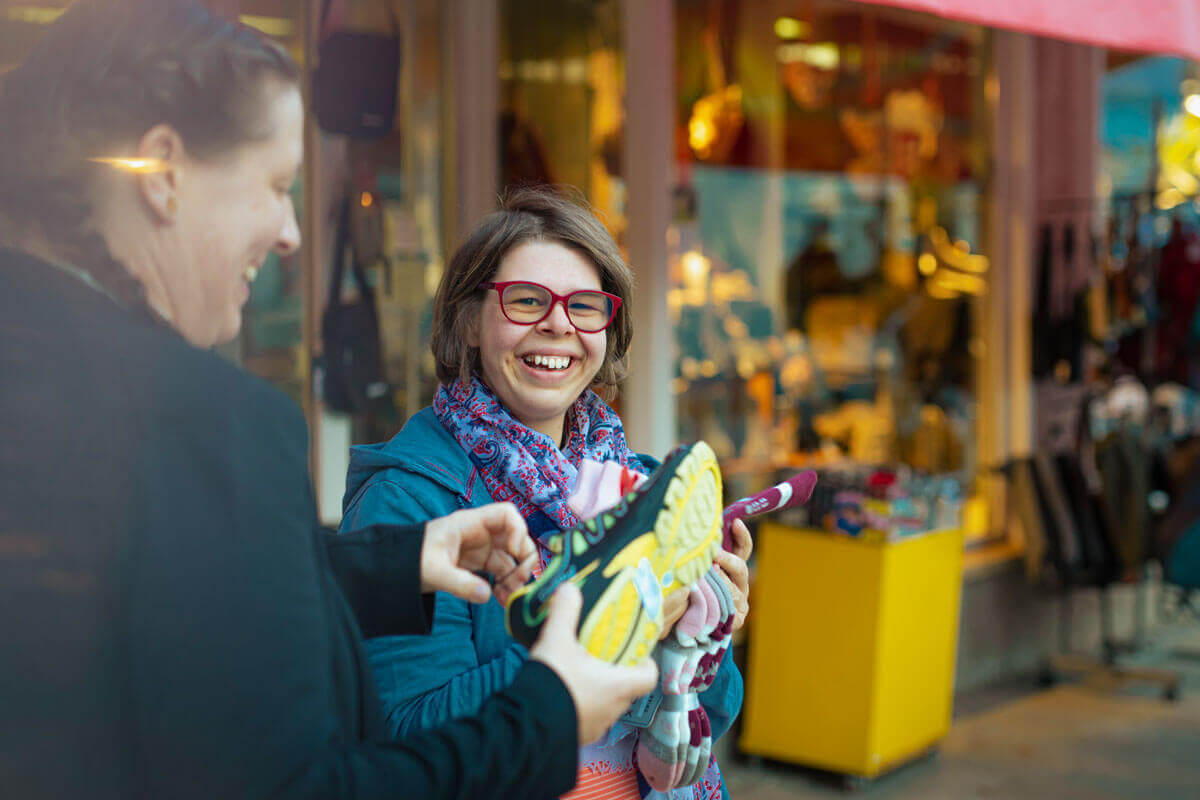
713, 556, 750, 631
541, 582, 583, 643
492, 550, 538, 606
729, 519, 754, 561
436, 567, 494, 604
528, 582, 661, 745
484, 502, 536, 564
458, 503, 532, 566
658, 589, 690, 640
421, 505, 532, 600
714, 550, 749, 593
480, 549, 518, 584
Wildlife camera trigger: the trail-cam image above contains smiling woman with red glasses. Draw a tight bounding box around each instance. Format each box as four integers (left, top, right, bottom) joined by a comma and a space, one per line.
337, 188, 745, 800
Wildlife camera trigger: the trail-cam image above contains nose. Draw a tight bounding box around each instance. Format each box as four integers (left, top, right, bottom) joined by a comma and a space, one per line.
536, 296, 577, 335
274, 198, 302, 256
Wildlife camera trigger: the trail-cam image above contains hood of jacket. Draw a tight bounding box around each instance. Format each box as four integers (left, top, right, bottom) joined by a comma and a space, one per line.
342, 406, 475, 514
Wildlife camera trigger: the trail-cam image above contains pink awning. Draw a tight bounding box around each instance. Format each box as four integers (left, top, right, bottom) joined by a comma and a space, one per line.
855, 0, 1200, 61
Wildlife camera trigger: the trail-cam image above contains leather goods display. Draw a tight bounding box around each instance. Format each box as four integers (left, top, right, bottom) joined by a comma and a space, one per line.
312, 0, 400, 139
320, 195, 390, 414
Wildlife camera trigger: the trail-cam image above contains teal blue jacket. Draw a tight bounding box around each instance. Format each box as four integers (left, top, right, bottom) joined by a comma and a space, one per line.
339, 407, 744, 747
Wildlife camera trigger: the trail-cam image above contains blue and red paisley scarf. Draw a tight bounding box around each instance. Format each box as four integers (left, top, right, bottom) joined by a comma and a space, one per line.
433, 377, 647, 534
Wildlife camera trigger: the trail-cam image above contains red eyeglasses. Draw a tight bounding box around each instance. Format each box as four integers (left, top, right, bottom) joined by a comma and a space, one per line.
479, 280, 622, 333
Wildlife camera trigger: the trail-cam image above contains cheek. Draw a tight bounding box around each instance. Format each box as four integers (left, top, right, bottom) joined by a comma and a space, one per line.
584, 332, 608, 374
478, 309, 521, 362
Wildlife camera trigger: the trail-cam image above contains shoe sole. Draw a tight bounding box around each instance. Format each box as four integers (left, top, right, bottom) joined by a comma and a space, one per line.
578, 442, 723, 665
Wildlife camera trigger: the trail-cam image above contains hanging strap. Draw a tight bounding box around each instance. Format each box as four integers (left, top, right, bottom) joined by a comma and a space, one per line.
327, 195, 375, 309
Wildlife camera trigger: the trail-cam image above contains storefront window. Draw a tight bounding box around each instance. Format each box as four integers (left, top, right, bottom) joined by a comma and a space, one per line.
234, 1, 307, 407
311, 0, 448, 445
1099, 55, 1199, 381
499, 0, 625, 228
672, 0, 991, 538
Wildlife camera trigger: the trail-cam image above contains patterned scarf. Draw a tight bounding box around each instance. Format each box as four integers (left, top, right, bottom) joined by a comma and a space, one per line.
434, 377, 647, 536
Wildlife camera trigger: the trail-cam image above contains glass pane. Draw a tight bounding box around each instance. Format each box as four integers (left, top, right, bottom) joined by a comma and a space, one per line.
314, 0, 447, 444
673, 0, 991, 538
499, 0, 625, 230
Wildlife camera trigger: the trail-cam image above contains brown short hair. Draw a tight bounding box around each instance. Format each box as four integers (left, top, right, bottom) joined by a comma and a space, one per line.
432, 187, 635, 399
0, 0, 300, 313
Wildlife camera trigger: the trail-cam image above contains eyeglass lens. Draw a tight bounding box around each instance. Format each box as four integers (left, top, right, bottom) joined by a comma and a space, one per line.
500, 282, 613, 331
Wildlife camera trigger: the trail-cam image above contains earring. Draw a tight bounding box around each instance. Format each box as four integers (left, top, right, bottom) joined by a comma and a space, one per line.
166, 196, 177, 215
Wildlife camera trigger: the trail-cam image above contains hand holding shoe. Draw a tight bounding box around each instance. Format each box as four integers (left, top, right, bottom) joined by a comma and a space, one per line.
530, 583, 659, 745
658, 589, 690, 640
713, 549, 750, 631
421, 503, 537, 604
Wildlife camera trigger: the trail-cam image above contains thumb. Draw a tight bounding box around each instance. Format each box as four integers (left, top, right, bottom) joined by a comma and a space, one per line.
438, 567, 493, 604
542, 582, 583, 642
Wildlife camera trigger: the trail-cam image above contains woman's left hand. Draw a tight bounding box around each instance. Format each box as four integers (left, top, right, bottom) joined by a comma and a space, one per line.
713, 547, 750, 632
726, 518, 753, 561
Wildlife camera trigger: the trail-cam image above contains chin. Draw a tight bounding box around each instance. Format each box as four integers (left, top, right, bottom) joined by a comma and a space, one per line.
214, 314, 243, 346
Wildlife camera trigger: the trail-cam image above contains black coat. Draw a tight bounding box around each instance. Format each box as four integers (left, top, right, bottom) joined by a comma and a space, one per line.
0, 247, 577, 799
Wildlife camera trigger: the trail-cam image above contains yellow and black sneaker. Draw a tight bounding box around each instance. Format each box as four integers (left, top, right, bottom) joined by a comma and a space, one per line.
505, 441, 723, 666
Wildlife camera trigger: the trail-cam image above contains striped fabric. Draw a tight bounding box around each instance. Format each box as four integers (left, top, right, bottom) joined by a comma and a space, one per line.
560, 764, 641, 800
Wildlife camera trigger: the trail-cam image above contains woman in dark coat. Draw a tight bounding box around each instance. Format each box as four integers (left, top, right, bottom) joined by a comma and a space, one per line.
0, 2, 655, 798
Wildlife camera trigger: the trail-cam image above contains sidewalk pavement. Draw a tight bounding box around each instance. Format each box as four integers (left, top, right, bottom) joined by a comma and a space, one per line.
720, 618, 1200, 799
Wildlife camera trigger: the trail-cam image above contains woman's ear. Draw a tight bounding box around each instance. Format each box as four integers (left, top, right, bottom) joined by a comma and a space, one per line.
133, 124, 186, 224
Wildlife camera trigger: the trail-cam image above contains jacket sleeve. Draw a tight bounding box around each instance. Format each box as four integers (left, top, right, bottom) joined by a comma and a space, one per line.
323, 523, 436, 638
272, 661, 580, 800
340, 479, 529, 738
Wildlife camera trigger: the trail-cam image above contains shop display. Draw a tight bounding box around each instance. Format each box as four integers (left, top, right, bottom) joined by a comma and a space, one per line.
312, 0, 401, 139
779, 464, 964, 542
670, 1, 989, 544
320, 193, 392, 419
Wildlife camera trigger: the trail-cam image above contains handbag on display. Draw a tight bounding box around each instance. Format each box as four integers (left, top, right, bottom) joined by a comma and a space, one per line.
320, 195, 391, 415
312, 0, 401, 139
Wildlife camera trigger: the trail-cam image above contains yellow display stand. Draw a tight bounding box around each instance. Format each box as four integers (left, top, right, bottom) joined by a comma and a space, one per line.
740, 523, 965, 781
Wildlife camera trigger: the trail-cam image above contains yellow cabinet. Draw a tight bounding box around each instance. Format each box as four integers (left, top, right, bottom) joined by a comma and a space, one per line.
740, 524, 965, 779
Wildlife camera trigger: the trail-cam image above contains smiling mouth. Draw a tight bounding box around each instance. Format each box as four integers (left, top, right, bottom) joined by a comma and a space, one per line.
523, 354, 573, 371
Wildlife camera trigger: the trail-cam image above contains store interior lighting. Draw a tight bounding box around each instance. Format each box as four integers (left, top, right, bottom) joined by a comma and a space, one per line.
687, 84, 744, 161
773, 16, 810, 40
776, 42, 841, 70
4, 5, 292, 37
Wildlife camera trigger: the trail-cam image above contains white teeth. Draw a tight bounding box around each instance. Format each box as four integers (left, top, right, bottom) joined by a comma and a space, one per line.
525, 354, 571, 370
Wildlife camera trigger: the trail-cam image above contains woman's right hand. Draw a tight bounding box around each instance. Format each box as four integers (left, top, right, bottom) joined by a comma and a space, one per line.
530, 583, 659, 745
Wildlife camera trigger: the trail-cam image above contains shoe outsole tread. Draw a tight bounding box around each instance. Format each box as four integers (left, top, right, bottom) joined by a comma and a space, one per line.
507, 441, 723, 666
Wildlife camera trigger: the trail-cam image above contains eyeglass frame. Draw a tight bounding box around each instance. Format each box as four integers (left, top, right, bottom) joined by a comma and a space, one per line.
478, 280, 623, 333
